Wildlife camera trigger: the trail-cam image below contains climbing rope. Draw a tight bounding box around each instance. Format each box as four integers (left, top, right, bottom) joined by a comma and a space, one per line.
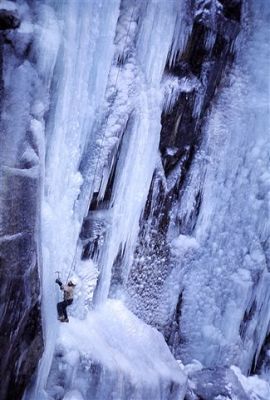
65, 6, 135, 283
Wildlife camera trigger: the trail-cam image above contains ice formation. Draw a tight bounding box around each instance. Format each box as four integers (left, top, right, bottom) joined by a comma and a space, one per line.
46, 300, 186, 400
25, 0, 189, 399
0, 0, 269, 399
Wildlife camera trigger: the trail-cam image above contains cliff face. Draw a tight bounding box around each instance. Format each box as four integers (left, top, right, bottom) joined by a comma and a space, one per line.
0, 5, 44, 399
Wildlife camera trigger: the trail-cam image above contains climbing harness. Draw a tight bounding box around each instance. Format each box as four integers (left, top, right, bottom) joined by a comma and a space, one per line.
65, 6, 135, 283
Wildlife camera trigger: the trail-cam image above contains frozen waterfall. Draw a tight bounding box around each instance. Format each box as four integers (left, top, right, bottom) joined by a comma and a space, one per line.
27, 0, 187, 399
0, 0, 269, 399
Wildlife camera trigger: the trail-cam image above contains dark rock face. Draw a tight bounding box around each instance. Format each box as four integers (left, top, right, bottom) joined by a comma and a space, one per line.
0, 6, 44, 400
0, 10, 20, 30
126, 1, 243, 328
0, 175, 43, 400
255, 333, 270, 375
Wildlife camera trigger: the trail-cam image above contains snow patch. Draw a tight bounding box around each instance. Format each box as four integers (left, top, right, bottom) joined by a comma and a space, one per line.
49, 300, 187, 399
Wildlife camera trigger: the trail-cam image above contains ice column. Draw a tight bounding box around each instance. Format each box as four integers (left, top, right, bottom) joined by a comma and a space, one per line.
31, 1, 120, 397
94, 0, 179, 304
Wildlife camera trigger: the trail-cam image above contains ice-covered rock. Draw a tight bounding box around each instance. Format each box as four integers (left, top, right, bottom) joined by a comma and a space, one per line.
186, 367, 249, 400
231, 366, 270, 400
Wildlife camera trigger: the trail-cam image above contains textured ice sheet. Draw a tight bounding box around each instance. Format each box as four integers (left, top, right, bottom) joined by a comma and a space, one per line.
165, 0, 270, 373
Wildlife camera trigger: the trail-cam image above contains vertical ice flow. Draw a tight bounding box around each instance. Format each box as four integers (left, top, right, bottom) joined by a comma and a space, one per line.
31, 1, 120, 398
94, 0, 178, 304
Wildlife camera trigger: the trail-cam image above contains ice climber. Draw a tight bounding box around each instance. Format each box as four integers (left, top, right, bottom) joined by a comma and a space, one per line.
55, 278, 76, 322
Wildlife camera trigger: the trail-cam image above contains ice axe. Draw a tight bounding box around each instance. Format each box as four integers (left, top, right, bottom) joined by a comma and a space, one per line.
55, 271, 61, 280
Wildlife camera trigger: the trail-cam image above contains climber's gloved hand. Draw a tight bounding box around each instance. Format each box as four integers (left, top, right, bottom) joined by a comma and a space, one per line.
55, 278, 62, 286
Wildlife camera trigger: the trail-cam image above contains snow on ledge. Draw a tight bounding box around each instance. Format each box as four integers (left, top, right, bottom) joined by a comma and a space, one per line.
53, 299, 186, 399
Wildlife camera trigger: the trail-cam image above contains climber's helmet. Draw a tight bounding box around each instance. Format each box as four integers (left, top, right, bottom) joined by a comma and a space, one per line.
68, 280, 76, 287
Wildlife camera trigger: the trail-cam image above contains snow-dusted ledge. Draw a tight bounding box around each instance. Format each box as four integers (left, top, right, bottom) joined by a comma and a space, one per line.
46, 300, 187, 400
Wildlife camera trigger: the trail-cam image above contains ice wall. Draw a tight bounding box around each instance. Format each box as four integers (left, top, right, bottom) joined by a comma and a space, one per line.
91, 0, 179, 304
30, 1, 121, 398
126, 0, 242, 324
125, 0, 270, 376
29, 0, 187, 399
167, 0, 270, 373
1, 0, 266, 398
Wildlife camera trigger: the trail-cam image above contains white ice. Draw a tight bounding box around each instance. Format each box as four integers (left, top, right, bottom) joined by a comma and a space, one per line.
47, 299, 187, 400
24, 0, 270, 398
94, 0, 179, 304
29, 0, 188, 398
30, 1, 120, 398
231, 366, 270, 400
